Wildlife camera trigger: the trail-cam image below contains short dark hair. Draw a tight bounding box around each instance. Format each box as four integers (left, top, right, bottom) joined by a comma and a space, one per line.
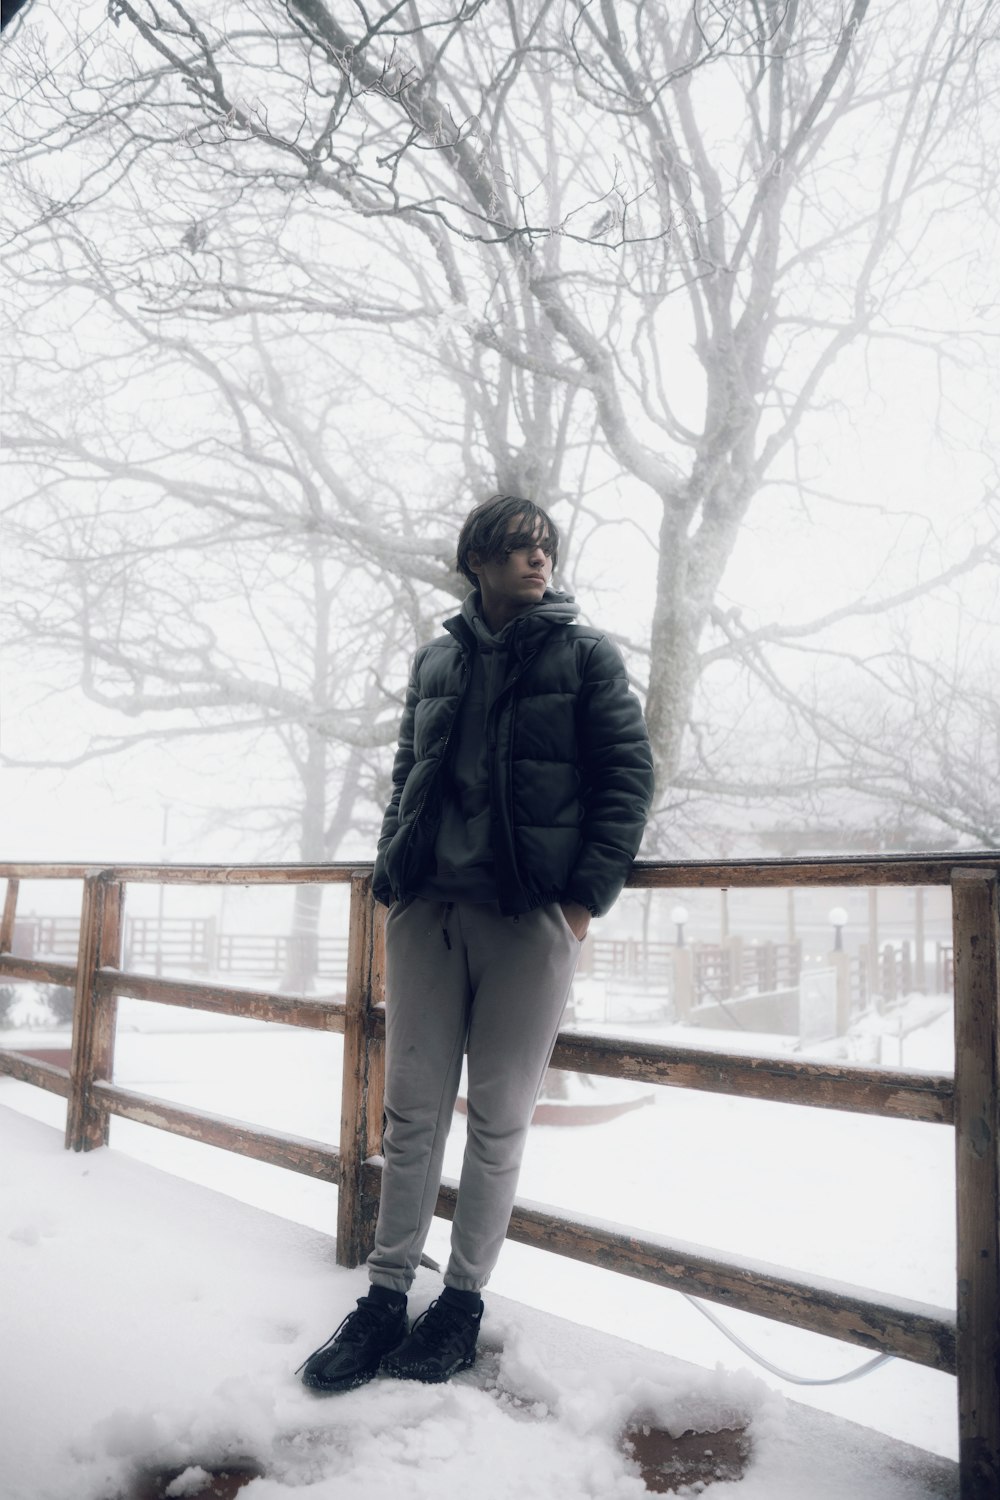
456, 495, 559, 586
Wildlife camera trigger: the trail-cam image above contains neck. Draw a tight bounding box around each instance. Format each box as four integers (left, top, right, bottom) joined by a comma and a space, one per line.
478, 593, 536, 635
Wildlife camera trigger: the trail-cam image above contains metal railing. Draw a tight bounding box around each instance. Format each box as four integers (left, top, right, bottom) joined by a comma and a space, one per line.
0, 853, 997, 1498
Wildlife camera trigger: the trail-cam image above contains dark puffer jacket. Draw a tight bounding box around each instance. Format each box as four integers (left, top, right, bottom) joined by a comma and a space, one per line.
372, 592, 655, 916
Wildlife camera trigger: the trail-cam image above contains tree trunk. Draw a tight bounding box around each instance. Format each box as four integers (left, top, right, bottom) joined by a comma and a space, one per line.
646, 508, 704, 786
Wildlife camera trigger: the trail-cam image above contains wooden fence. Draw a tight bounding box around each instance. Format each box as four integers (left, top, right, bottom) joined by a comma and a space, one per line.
0, 854, 997, 1498
6, 913, 351, 979
7, 914, 945, 1011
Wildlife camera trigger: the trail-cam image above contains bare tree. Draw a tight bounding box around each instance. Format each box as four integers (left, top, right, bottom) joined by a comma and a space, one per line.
778, 621, 1000, 849
3, 0, 999, 857
870, 651, 1000, 848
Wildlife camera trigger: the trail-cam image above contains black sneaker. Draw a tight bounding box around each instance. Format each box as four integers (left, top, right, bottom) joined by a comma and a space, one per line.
379, 1295, 483, 1383
298, 1295, 408, 1393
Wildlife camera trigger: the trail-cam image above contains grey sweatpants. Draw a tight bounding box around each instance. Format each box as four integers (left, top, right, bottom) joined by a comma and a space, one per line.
367, 898, 581, 1294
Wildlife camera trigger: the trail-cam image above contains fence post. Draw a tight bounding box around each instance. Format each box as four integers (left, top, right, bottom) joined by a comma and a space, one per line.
900, 939, 912, 995
0, 877, 18, 954
726, 935, 743, 996
915, 887, 927, 991
868, 887, 880, 977
337, 873, 386, 1267
66, 874, 125, 1152
856, 942, 867, 1009
951, 868, 1000, 1500
204, 915, 219, 973
830, 950, 851, 1034
882, 943, 897, 1007
672, 946, 694, 1021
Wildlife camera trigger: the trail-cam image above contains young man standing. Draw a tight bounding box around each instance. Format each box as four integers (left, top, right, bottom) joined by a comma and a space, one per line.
300, 495, 654, 1393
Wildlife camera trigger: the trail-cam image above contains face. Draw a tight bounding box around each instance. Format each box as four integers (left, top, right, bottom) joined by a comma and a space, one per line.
468, 515, 554, 618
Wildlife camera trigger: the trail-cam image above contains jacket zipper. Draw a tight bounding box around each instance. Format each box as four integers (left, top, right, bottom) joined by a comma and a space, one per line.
489, 659, 532, 912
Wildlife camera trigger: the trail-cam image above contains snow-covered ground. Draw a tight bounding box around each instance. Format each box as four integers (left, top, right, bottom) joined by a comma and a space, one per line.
0, 987, 958, 1476
0, 1104, 958, 1500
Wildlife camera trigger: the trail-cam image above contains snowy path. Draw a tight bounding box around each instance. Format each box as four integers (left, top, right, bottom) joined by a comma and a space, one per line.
0, 1106, 958, 1500
0, 1000, 959, 1466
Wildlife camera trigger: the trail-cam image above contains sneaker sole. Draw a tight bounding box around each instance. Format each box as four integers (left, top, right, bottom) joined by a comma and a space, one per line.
301, 1366, 381, 1395
380, 1352, 476, 1384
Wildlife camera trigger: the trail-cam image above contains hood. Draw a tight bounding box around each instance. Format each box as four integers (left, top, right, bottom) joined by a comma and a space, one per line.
445, 588, 579, 654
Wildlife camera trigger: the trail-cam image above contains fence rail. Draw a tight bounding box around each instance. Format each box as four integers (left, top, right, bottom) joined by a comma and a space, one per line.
0, 853, 997, 1497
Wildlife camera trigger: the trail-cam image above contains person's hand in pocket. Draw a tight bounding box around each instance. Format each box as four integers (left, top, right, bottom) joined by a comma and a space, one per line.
559, 901, 592, 941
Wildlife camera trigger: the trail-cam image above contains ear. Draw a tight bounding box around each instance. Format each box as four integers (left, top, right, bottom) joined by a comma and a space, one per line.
466, 550, 483, 577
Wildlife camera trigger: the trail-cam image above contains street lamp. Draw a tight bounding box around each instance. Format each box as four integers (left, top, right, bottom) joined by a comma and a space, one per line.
671, 903, 689, 947
829, 905, 849, 952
